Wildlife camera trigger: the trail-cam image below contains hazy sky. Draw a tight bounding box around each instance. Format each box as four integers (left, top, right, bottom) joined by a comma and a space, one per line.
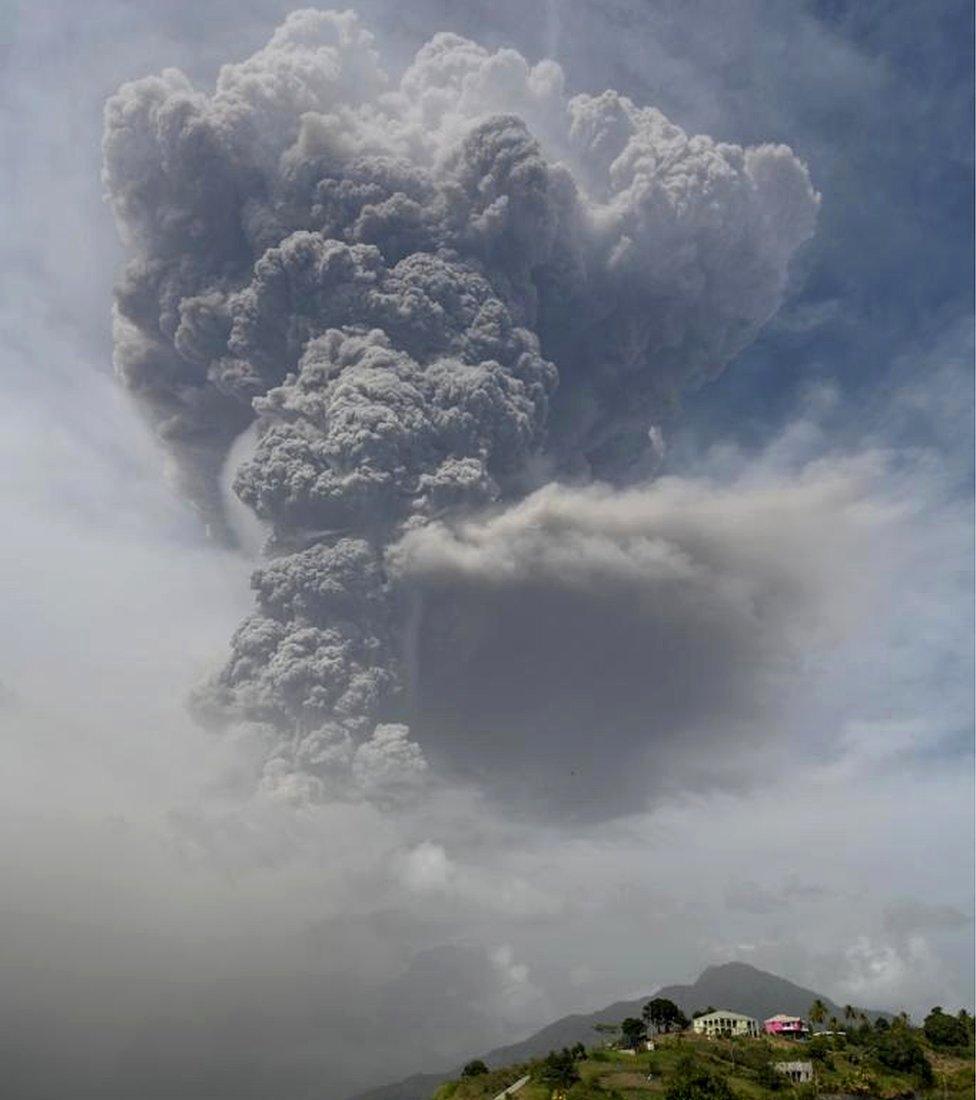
1, 3, 973, 1099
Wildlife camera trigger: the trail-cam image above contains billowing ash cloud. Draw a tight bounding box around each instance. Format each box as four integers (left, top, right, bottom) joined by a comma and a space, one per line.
389, 471, 877, 815
103, 8, 817, 801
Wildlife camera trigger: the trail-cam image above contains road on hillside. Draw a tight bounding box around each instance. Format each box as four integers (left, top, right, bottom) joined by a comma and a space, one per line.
492, 1074, 530, 1100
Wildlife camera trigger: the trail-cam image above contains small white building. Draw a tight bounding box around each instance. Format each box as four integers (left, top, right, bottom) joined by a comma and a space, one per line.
775, 1061, 814, 1083
692, 1010, 760, 1038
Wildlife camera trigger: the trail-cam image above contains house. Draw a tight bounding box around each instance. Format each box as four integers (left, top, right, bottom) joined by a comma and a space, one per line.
691, 1010, 760, 1038
774, 1061, 814, 1083
764, 1014, 810, 1038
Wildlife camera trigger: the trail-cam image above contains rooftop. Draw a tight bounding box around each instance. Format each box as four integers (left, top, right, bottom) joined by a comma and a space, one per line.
696, 1010, 756, 1022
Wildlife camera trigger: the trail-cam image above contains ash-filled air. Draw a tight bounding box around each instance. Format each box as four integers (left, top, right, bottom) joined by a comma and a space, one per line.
103, 8, 818, 803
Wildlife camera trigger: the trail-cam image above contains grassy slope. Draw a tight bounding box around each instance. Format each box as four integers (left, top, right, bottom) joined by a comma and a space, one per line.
433, 1031, 975, 1100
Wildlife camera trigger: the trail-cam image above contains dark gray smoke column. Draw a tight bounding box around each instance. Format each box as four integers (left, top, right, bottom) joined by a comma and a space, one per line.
103, 9, 818, 799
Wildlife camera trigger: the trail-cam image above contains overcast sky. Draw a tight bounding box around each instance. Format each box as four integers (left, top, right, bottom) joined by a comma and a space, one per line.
0, 3, 973, 1099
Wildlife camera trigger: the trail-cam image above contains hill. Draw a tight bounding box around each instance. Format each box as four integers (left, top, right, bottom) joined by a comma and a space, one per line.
344, 962, 889, 1100
431, 1024, 975, 1100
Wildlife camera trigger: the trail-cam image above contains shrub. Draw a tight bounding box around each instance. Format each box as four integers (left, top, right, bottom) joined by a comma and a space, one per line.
753, 1060, 785, 1090
665, 1056, 735, 1100
735, 1039, 776, 1071
835, 1067, 880, 1096
460, 1059, 489, 1077
871, 1029, 933, 1085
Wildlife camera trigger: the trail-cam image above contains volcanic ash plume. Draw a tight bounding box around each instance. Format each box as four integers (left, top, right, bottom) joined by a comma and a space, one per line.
103, 8, 818, 799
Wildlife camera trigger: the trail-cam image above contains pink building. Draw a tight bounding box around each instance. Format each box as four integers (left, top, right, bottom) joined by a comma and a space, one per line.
764, 1014, 810, 1038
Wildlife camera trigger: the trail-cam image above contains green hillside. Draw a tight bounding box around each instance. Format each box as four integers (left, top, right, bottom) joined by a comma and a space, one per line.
432, 1020, 974, 1100
347, 963, 896, 1100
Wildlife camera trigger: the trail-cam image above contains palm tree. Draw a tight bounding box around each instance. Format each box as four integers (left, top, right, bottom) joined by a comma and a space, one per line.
843, 1005, 856, 1028
828, 1016, 840, 1033
809, 999, 828, 1033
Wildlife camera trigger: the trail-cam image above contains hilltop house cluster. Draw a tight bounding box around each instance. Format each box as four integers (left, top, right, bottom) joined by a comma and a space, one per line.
622, 993, 820, 1084
630, 1009, 815, 1083
690, 1011, 810, 1040
682, 1010, 813, 1083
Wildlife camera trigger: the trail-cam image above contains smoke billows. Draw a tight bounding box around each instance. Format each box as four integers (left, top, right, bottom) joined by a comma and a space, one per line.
103, 8, 817, 807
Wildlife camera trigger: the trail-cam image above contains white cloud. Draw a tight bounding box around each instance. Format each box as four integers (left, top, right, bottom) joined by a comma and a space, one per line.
400, 840, 455, 892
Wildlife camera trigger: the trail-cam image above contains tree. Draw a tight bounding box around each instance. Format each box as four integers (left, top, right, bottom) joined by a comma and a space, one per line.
644, 997, 690, 1034
693, 1006, 717, 1020
873, 1017, 889, 1032
853, 1014, 872, 1043
843, 1004, 856, 1027
460, 1059, 489, 1077
828, 1016, 840, 1034
923, 1007, 970, 1050
621, 1016, 648, 1049
807, 1035, 833, 1064
809, 1000, 827, 1032
535, 1048, 581, 1087
871, 1028, 933, 1085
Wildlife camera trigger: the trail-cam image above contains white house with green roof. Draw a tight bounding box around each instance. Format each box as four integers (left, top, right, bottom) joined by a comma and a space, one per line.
691, 1010, 760, 1038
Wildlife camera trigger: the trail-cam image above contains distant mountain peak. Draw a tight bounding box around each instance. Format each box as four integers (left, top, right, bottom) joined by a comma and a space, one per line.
700, 961, 768, 975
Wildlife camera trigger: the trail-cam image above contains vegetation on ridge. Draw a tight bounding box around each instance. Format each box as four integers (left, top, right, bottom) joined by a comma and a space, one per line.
432, 1001, 974, 1100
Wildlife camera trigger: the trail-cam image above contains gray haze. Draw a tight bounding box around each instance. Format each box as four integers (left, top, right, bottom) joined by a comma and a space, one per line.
0, 3, 972, 1099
